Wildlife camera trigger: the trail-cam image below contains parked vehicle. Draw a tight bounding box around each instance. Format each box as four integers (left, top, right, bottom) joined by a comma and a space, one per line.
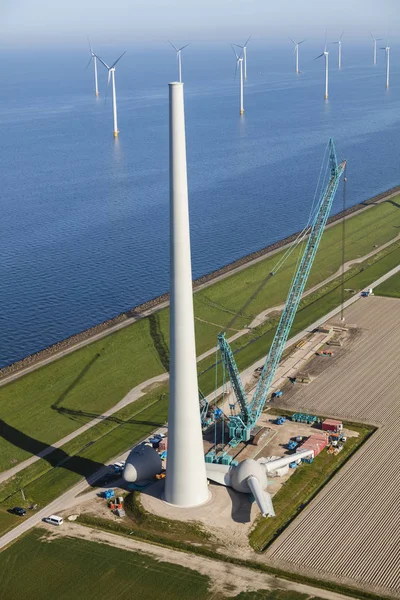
44, 515, 63, 526
11, 506, 26, 516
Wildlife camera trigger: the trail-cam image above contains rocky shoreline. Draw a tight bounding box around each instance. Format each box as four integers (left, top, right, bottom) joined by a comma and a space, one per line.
1, 184, 399, 381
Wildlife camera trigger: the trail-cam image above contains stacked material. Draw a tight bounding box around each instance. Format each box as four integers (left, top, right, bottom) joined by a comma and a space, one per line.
297, 432, 327, 457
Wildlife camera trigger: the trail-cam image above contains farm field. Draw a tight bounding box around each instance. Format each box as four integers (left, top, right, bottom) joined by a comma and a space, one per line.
249, 418, 374, 552
265, 296, 400, 599
0, 199, 399, 472
374, 269, 400, 298
0, 529, 327, 600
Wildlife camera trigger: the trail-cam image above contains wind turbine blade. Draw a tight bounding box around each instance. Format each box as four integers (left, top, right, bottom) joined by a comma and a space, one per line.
324, 29, 327, 51
340, 31, 344, 40
233, 43, 244, 49
178, 43, 189, 51
244, 35, 251, 46
231, 44, 240, 60
96, 54, 110, 69
85, 56, 93, 70
315, 53, 325, 59
369, 31, 375, 40
234, 59, 238, 81
87, 37, 94, 55
168, 40, 179, 52
111, 51, 126, 69
298, 39, 306, 44
289, 36, 296, 45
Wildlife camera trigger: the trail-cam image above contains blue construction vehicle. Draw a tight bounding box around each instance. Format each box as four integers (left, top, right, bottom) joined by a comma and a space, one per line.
287, 440, 298, 451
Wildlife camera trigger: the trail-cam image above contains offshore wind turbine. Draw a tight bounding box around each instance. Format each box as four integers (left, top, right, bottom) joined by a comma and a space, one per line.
232, 46, 244, 115
332, 32, 344, 69
86, 40, 99, 97
380, 43, 390, 88
370, 32, 382, 65
96, 52, 126, 137
315, 32, 329, 99
168, 41, 189, 83
233, 36, 251, 79
289, 37, 306, 74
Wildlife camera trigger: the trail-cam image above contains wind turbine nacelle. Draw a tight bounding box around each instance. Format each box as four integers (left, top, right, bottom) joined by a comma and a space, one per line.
230, 458, 268, 493
123, 443, 162, 483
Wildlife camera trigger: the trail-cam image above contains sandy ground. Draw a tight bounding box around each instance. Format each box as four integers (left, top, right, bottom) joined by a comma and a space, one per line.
39, 521, 359, 600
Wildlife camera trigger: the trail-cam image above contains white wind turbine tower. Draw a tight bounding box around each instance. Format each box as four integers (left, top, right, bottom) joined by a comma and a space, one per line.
86, 40, 99, 97
370, 32, 382, 65
96, 52, 126, 137
168, 41, 189, 83
332, 32, 344, 69
232, 46, 244, 115
315, 32, 329, 99
380, 43, 390, 88
289, 37, 306, 74
233, 36, 251, 79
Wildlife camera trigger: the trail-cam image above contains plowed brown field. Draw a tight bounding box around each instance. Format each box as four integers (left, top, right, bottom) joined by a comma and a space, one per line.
266, 296, 400, 598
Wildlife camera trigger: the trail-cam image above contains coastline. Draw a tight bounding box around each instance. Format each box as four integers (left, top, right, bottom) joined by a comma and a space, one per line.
1, 183, 399, 381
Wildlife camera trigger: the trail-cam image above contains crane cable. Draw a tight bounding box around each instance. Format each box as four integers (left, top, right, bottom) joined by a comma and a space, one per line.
225, 142, 332, 331
340, 164, 348, 321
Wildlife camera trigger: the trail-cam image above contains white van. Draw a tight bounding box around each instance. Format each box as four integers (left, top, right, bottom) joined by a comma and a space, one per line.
44, 515, 63, 526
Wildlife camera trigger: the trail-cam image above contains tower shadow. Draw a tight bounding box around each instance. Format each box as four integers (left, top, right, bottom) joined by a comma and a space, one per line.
51, 353, 101, 411
148, 313, 170, 372
0, 419, 108, 495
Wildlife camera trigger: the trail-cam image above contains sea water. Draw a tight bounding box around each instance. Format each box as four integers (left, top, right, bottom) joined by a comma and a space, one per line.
0, 41, 399, 366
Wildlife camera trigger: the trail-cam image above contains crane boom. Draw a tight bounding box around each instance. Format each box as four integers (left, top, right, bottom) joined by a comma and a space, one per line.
218, 139, 346, 444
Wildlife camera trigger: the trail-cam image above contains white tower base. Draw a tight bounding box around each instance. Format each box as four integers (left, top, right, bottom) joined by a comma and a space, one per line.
164, 82, 209, 508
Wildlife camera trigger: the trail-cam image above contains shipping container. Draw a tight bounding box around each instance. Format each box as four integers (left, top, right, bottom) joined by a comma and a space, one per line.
322, 419, 343, 432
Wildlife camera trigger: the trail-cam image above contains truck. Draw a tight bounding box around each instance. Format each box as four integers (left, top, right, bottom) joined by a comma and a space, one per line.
361, 288, 373, 297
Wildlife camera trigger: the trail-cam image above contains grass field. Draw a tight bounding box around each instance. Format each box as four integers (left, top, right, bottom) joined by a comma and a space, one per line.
0, 241, 399, 524
1, 199, 399, 473
249, 414, 375, 552
0, 529, 328, 600
374, 269, 400, 298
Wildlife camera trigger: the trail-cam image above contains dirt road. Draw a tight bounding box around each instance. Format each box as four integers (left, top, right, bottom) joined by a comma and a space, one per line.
40, 521, 358, 600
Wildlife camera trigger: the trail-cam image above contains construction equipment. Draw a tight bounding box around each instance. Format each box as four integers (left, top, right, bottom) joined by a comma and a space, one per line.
361, 288, 373, 297
218, 139, 346, 444
102, 489, 115, 500
292, 412, 318, 424
287, 440, 298, 451
199, 390, 212, 428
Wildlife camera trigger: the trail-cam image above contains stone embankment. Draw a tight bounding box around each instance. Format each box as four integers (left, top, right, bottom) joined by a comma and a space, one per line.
1, 184, 399, 380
